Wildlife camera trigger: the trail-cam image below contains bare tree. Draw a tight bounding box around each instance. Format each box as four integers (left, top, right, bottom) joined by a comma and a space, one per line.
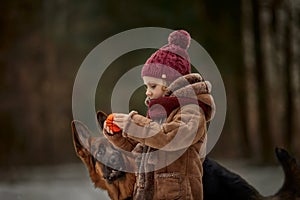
241, 0, 300, 162
259, 0, 286, 161
288, 0, 300, 157
241, 0, 262, 161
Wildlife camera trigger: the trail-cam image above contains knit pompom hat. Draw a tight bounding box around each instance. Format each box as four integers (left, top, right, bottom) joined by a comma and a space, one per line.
141, 30, 191, 85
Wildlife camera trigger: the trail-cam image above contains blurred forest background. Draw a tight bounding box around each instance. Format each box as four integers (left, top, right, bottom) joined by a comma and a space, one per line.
0, 0, 299, 168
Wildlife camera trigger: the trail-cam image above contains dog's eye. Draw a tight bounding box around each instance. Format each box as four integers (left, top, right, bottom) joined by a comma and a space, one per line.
96, 144, 106, 158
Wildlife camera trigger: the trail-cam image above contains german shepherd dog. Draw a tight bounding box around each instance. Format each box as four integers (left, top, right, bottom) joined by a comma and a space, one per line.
71, 119, 135, 200
71, 111, 300, 200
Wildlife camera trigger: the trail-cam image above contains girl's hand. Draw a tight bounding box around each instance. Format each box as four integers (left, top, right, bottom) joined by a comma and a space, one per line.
104, 114, 122, 134
113, 111, 137, 130
103, 121, 113, 134
113, 113, 129, 130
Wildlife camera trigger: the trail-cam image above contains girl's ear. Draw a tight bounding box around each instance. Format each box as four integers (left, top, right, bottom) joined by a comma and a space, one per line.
162, 86, 170, 96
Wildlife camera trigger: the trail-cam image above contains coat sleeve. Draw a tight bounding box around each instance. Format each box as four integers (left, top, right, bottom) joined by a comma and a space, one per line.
124, 104, 207, 151
103, 130, 138, 152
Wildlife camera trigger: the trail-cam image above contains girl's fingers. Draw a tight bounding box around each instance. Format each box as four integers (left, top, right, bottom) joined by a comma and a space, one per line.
103, 121, 113, 134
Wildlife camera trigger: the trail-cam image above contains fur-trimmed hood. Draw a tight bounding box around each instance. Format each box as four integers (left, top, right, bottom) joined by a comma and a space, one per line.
166, 73, 216, 121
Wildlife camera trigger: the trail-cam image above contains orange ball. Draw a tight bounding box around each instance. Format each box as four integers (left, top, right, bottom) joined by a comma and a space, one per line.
106, 114, 121, 132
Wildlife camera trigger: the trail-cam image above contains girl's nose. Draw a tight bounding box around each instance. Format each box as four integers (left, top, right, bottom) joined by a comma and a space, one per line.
146, 89, 151, 97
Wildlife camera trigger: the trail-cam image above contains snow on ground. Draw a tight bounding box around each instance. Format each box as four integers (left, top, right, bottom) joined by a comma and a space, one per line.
0, 160, 283, 200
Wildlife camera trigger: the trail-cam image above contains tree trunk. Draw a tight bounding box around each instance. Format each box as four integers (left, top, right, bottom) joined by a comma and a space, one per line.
241, 0, 262, 161
43, 0, 71, 163
274, 0, 288, 149
258, 0, 285, 161
288, 0, 300, 157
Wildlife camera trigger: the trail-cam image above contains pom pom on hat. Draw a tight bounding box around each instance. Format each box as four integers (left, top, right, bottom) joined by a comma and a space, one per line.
141, 29, 192, 84
168, 30, 191, 50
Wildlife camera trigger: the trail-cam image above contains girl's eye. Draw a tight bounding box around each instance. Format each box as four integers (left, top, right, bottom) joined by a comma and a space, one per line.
150, 84, 156, 89
144, 84, 156, 90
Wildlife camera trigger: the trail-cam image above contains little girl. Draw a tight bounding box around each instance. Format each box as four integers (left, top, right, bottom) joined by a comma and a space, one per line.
103, 30, 215, 200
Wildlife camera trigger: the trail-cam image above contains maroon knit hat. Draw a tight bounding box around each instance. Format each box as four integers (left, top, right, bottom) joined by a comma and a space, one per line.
141, 30, 191, 84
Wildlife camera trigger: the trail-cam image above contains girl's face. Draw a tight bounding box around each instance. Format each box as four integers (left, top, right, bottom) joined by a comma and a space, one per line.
144, 82, 166, 100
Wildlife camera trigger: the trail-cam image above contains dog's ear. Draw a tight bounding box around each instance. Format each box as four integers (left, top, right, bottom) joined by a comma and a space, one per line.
97, 110, 108, 129
275, 147, 300, 197
71, 120, 91, 156
275, 147, 297, 168
71, 121, 109, 191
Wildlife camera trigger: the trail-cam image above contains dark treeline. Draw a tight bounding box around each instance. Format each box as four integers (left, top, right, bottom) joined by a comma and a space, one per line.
0, 0, 299, 166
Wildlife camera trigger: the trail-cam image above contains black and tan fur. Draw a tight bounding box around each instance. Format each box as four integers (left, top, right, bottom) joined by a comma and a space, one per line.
71, 118, 135, 200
